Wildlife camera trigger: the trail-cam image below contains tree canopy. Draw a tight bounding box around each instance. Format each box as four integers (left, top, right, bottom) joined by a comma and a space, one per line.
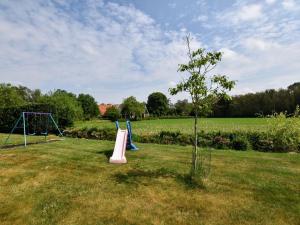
121, 96, 145, 120
174, 99, 193, 116
104, 106, 120, 121
40, 90, 83, 126
77, 94, 99, 120
146, 92, 169, 116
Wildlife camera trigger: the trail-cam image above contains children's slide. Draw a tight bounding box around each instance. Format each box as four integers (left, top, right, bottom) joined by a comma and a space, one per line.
109, 129, 128, 164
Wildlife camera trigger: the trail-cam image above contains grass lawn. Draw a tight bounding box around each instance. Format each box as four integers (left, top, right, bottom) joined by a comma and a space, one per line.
0, 133, 299, 225
73, 118, 269, 134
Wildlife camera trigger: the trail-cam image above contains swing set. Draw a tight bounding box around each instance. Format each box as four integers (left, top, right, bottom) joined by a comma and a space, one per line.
4, 112, 63, 147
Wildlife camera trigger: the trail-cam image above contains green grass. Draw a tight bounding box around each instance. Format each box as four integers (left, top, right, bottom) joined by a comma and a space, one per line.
74, 118, 269, 134
0, 133, 61, 148
0, 133, 299, 225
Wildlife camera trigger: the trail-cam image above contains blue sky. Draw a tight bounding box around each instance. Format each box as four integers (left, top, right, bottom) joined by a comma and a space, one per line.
0, 0, 299, 103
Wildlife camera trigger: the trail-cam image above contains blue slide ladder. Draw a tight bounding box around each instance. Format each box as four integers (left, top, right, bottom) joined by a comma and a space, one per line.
115, 120, 138, 150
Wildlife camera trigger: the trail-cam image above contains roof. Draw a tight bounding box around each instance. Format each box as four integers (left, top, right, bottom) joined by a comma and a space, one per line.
98, 103, 113, 115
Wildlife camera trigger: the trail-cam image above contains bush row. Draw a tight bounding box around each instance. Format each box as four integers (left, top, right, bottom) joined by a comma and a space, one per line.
0, 103, 60, 133
63, 127, 300, 153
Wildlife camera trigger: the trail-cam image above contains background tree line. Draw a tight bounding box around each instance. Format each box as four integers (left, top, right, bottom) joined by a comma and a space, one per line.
0, 83, 99, 127
212, 82, 300, 117
144, 82, 300, 118
1, 82, 300, 127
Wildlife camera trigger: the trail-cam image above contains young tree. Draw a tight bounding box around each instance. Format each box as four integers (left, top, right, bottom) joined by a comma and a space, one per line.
147, 92, 169, 116
169, 35, 235, 179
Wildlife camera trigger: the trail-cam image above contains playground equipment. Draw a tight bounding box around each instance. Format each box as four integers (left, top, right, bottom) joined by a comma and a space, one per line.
109, 120, 138, 164
109, 129, 128, 164
115, 120, 138, 150
4, 112, 63, 147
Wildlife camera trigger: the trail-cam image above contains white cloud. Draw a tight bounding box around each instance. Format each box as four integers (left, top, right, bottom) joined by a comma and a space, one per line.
282, 0, 299, 10
266, 0, 276, 5
243, 38, 279, 51
217, 40, 300, 95
220, 4, 263, 24
238, 4, 263, 21
0, 0, 299, 103
192, 15, 208, 23
0, 0, 201, 103
213, 0, 300, 95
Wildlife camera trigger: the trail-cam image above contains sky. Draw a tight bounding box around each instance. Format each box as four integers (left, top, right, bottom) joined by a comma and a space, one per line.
0, 0, 299, 104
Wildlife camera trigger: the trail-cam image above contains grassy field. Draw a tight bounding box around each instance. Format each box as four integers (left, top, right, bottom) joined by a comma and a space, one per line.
0, 133, 299, 225
74, 118, 269, 134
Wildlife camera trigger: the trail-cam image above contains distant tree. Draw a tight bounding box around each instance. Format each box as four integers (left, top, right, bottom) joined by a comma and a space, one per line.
121, 96, 145, 120
169, 35, 235, 181
15, 85, 42, 103
174, 99, 193, 116
213, 83, 300, 117
287, 83, 300, 110
147, 92, 169, 116
167, 103, 177, 116
288, 82, 300, 91
212, 97, 231, 117
77, 94, 99, 120
0, 83, 26, 107
31, 89, 43, 102
41, 90, 83, 126
104, 106, 120, 121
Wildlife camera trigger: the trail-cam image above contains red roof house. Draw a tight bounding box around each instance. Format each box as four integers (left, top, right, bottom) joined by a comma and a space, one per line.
98, 103, 113, 116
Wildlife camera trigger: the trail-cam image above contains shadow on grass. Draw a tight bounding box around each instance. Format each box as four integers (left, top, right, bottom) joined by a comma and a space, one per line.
114, 168, 205, 189
96, 149, 113, 160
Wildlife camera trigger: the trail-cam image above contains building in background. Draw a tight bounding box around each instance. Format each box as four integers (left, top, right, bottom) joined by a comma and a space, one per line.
98, 103, 114, 116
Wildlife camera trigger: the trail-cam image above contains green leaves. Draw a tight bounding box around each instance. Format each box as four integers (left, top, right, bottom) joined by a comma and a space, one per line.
211, 75, 236, 91
77, 93, 99, 120
146, 92, 169, 116
121, 96, 145, 120
169, 36, 236, 115
169, 35, 237, 180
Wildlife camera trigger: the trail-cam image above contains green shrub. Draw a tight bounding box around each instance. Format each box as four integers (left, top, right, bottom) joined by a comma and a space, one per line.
266, 108, 300, 152
64, 127, 116, 141
63, 124, 298, 153
177, 133, 193, 146
231, 135, 249, 151
256, 139, 274, 152
104, 106, 121, 121
212, 136, 230, 149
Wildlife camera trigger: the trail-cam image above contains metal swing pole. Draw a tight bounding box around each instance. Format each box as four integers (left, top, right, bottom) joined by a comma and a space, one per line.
3, 113, 23, 146
49, 114, 63, 136
23, 112, 27, 147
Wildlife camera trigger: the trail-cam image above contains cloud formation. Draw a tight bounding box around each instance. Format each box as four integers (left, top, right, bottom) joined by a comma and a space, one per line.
0, 0, 299, 103
0, 0, 201, 103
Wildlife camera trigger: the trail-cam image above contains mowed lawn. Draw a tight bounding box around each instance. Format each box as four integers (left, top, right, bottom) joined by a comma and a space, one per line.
0, 134, 299, 225
74, 118, 269, 134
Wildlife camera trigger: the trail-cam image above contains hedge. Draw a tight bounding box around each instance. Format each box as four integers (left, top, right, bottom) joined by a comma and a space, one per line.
63, 127, 300, 153
0, 103, 71, 133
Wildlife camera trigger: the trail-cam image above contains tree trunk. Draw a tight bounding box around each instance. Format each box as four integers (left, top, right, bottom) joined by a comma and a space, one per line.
192, 111, 198, 176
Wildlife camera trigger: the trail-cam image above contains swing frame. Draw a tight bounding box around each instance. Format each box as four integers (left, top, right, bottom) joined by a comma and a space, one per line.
4, 112, 63, 147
